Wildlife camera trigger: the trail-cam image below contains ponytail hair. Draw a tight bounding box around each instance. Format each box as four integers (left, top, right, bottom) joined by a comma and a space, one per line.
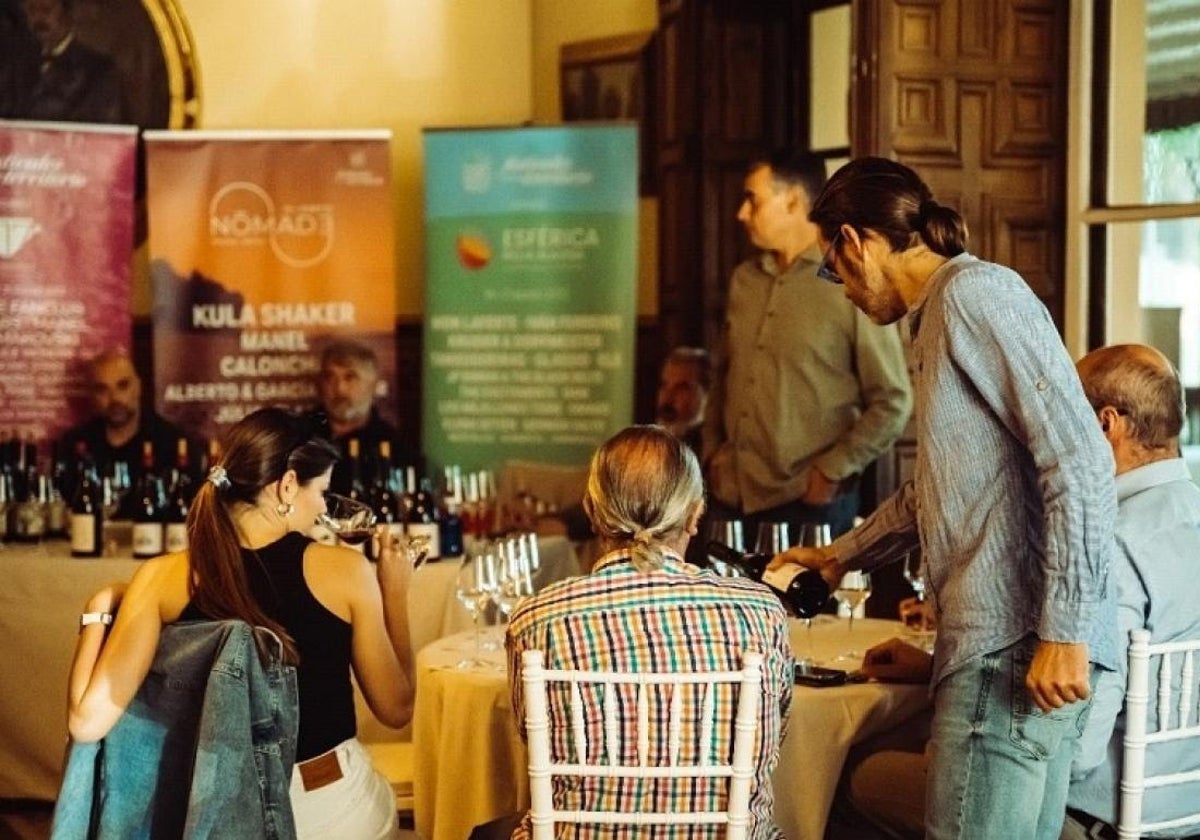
810, 156, 968, 258
187, 408, 340, 664
582, 425, 703, 572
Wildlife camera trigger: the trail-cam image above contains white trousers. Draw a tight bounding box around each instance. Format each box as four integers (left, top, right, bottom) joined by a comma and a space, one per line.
289, 738, 401, 840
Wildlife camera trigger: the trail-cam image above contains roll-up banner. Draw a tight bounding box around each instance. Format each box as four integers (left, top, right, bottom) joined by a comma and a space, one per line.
422, 125, 638, 472
145, 130, 397, 443
0, 120, 137, 446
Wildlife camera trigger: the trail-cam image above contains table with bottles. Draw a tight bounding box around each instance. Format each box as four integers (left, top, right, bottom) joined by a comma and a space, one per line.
411, 615, 931, 840
0, 529, 581, 803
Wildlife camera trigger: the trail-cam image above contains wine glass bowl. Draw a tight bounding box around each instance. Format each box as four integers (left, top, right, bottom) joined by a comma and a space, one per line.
317, 493, 377, 545
753, 521, 790, 556
797, 522, 832, 548
834, 570, 872, 662
455, 552, 497, 668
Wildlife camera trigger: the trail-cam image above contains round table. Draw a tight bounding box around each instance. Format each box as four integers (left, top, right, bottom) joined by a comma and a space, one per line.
412, 615, 930, 840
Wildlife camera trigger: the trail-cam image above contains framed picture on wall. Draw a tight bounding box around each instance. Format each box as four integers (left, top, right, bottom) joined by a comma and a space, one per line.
560, 30, 655, 195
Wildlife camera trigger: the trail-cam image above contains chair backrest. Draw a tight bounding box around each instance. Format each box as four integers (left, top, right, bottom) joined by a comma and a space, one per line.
1118, 628, 1200, 840
521, 648, 764, 840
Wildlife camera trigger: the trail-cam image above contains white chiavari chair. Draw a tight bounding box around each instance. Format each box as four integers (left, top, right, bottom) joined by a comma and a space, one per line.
521, 649, 763, 840
1119, 628, 1200, 839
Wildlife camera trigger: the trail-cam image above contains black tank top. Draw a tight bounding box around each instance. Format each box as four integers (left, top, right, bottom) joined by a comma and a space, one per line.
180, 531, 355, 760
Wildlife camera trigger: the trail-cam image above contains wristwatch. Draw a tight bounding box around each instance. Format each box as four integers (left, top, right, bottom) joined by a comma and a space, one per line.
79, 612, 113, 631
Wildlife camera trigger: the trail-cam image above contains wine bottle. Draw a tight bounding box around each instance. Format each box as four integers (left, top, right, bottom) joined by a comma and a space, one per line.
370, 441, 404, 540
439, 465, 464, 558
345, 437, 367, 504
705, 540, 830, 618
164, 439, 191, 554
10, 440, 46, 542
405, 474, 441, 561
132, 441, 166, 559
70, 445, 103, 557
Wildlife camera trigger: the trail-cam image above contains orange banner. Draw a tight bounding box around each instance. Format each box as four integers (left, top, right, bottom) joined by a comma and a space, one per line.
145, 130, 396, 441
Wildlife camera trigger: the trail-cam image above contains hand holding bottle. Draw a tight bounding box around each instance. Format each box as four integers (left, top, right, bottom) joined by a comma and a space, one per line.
768, 544, 843, 590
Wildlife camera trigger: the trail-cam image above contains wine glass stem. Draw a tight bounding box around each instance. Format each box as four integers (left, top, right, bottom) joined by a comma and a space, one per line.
804, 618, 814, 662
473, 611, 482, 659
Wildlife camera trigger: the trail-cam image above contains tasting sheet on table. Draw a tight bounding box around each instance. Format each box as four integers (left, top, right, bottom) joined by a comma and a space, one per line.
412, 615, 931, 840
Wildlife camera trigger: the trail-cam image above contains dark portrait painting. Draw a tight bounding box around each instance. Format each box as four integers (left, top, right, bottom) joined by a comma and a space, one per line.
0, 0, 197, 129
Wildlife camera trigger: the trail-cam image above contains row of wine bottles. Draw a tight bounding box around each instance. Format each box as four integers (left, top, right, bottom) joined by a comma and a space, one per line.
70, 439, 195, 559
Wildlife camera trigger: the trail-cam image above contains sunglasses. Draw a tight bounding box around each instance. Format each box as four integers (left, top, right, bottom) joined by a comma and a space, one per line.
816, 230, 844, 284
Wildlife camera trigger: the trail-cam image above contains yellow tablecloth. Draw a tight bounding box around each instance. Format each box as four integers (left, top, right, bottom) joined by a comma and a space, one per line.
0, 535, 579, 800
412, 616, 930, 840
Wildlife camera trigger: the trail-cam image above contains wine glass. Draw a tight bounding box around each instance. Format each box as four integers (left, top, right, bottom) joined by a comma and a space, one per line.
794, 521, 832, 665
753, 521, 790, 555
901, 551, 926, 602
834, 570, 872, 662
705, 517, 743, 576
317, 493, 377, 549
455, 552, 497, 669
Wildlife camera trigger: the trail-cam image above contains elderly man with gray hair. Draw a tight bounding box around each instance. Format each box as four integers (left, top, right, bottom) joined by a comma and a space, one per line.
473, 425, 794, 840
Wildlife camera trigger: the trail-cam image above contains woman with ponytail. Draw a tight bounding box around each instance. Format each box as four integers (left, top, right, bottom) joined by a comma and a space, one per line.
68, 407, 416, 839
772, 156, 1117, 840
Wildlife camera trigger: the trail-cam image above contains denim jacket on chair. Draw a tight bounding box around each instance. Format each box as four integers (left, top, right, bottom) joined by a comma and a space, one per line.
51, 620, 300, 840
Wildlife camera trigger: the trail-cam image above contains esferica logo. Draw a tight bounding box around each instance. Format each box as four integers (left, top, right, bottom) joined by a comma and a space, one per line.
208, 181, 334, 268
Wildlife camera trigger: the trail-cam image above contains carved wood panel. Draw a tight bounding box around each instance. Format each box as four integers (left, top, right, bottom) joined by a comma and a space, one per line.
855, 0, 1068, 326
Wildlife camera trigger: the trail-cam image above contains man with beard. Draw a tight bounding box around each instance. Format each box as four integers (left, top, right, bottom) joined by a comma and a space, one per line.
61, 350, 195, 515
17, 0, 124, 124
654, 346, 710, 455
770, 157, 1117, 840
309, 340, 413, 497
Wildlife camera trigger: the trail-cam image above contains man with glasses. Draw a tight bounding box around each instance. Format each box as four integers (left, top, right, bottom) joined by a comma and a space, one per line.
771, 157, 1117, 840
703, 149, 911, 542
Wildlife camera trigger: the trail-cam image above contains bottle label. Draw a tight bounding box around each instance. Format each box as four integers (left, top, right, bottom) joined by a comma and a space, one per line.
761, 565, 801, 591
71, 514, 98, 555
133, 522, 165, 557
406, 522, 441, 559
165, 522, 188, 554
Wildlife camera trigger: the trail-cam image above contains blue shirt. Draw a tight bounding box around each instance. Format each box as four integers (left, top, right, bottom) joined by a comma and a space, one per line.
836, 253, 1117, 685
1068, 458, 1200, 832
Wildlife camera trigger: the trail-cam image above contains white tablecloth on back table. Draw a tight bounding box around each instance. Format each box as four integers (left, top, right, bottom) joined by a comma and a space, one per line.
412, 616, 930, 840
0, 535, 579, 800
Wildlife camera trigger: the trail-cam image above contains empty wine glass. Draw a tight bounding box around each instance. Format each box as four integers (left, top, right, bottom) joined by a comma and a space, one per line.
834, 570, 872, 662
455, 552, 496, 669
317, 493, 377, 549
792, 521, 833, 664
754, 521, 790, 555
901, 551, 926, 602
705, 517, 744, 576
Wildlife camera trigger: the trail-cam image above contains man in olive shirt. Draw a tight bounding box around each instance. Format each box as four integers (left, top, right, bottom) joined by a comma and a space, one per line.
704, 150, 912, 538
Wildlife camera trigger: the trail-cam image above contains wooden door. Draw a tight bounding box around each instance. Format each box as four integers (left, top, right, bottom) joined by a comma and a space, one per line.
853, 0, 1069, 325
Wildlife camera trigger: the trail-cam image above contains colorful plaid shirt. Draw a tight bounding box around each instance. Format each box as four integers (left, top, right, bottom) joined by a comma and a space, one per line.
506, 550, 793, 840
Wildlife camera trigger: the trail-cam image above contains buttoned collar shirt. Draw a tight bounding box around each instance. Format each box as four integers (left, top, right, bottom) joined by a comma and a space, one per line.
506, 549, 794, 840
836, 253, 1118, 686
1068, 458, 1200, 830
703, 245, 912, 513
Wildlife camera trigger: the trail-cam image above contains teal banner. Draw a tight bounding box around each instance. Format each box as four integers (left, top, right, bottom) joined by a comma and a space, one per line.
422, 125, 638, 473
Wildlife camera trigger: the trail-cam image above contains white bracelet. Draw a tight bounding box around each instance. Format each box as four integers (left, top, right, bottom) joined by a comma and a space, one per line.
79, 612, 113, 631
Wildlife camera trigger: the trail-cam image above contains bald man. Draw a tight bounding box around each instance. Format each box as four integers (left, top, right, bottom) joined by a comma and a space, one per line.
845, 344, 1200, 840
61, 351, 196, 514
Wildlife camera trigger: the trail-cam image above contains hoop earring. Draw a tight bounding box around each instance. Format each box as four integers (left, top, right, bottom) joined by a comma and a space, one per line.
275, 502, 295, 517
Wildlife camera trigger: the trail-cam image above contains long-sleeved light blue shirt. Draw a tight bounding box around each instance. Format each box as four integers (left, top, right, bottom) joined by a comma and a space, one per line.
1067, 458, 1200, 832
835, 253, 1117, 686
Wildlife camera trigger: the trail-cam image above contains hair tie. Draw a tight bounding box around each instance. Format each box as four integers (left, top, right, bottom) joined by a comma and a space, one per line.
633, 528, 654, 546
918, 199, 937, 224
207, 465, 231, 491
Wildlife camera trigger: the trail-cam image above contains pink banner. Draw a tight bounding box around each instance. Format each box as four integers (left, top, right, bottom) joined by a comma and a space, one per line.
0, 121, 137, 446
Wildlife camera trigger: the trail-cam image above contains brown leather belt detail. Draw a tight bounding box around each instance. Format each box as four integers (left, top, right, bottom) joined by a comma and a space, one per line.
298, 749, 344, 792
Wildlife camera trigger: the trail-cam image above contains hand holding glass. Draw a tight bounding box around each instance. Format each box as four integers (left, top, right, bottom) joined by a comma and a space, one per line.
317, 493, 377, 547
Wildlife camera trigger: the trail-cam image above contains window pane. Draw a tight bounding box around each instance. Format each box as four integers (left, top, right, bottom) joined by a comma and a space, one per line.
1107, 0, 1200, 204
1107, 218, 1200, 447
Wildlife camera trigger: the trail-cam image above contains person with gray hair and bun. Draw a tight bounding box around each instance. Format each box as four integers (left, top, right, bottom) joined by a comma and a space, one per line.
486, 425, 794, 840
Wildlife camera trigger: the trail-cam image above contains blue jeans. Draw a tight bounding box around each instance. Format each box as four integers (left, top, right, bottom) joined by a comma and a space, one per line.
926, 635, 1094, 840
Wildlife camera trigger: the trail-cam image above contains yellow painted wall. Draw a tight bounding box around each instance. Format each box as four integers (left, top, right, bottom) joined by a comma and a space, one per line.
140, 0, 535, 319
